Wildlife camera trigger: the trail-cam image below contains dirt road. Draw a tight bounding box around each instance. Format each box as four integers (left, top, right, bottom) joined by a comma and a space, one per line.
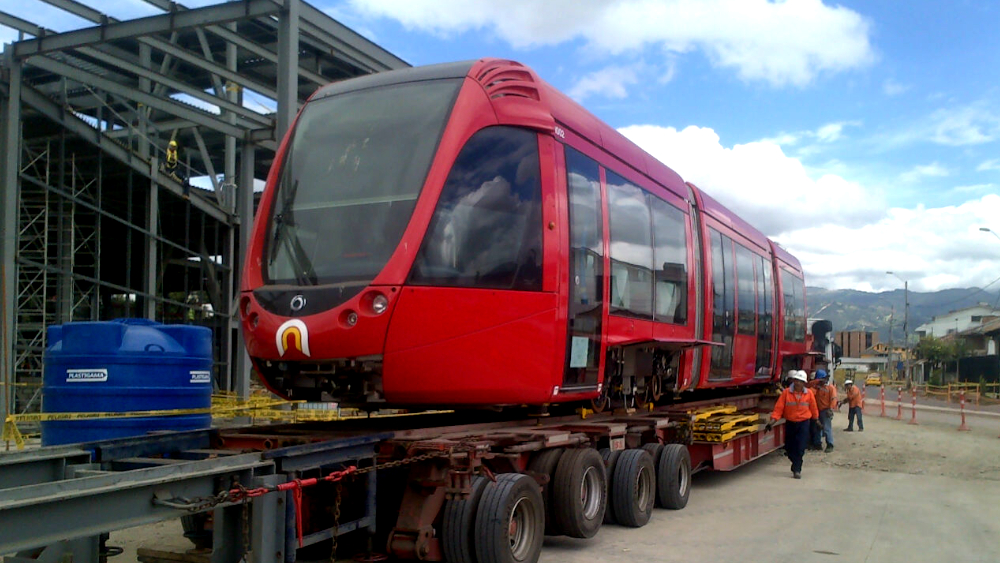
542, 413, 1000, 563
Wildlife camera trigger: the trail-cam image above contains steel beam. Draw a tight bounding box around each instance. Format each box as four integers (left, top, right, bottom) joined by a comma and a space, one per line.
190, 127, 221, 195
298, 3, 408, 71
144, 158, 159, 319
26, 55, 258, 144
0, 453, 271, 554
1, 53, 21, 425
276, 0, 299, 142
74, 45, 272, 127
14, 0, 285, 58
20, 82, 230, 223
33, 0, 282, 103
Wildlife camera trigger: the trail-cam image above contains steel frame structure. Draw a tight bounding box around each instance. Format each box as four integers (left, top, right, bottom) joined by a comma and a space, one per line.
0, 425, 384, 563
0, 0, 409, 422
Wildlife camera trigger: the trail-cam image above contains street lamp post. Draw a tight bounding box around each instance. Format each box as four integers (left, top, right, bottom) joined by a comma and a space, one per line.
886, 271, 909, 382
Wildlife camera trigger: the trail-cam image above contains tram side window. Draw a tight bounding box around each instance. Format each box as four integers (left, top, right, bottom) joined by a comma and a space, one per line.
607, 172, 654, 319
756, 255, 774, 376
409, 126, 543, 291
650, 196, 687, 324
735, 244, 756, 335
781, 269, 806, 342
709, 229, 735, 379
564, 146, 604, 385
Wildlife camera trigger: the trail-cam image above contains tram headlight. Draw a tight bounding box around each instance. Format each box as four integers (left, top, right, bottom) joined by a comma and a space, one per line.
346, 311, 358, 327
371, 294, 388, 315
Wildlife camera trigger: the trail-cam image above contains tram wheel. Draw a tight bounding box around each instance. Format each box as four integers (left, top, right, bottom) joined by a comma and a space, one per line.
598, 448, 622, 525
591, 383, 610, 413
649, 374, 663, 402
442, 476, 489, 563
611, 449, 656, 528
656, 444, 691, 510
526, 448, 564, 535
475, 473, 545, 563
552, 448, 607, 539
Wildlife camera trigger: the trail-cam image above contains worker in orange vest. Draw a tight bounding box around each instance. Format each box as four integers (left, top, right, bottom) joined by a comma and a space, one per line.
840, 380, 864, 432
811, 370, 837, 452
766, 370, 819, 479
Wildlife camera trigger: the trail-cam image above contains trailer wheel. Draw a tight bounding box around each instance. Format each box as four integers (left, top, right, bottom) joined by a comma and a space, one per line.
552, 448, 607, 538
442, 476, 489, 563
598, 448, 622, 525
475, 473, 544, 563
640, 443, 665, 506
526, 448, 564, 535
657, 444, 691, 510
611, 449, 656, 528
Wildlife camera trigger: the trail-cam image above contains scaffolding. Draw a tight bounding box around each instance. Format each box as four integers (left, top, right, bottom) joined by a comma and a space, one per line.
0, 0, 409, 422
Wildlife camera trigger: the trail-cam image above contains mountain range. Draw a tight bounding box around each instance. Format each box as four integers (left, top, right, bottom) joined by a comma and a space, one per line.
806, 286, 1000, 342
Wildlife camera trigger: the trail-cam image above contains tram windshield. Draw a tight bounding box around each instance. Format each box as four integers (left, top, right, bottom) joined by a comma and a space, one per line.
265, 78, 462, 285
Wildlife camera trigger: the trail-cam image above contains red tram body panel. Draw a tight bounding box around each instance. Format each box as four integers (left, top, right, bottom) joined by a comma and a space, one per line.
240, 59, 809, 408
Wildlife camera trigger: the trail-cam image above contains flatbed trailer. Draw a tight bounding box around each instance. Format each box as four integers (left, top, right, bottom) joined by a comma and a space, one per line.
0, 393, 784, 563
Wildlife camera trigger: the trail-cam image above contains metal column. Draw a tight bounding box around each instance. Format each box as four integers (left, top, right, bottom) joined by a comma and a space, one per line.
234, 142, 256, 400
1, 52, 22, 424
276, 0, 300, 141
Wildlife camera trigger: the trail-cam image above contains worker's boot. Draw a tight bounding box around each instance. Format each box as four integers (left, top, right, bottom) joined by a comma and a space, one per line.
825, 445, 834, 453
793, 471, 802, 479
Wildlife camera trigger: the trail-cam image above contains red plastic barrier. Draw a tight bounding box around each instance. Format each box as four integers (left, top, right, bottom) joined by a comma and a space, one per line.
879, 387, 886, 417
908, 388, 919, 425
895, 388, 903, 421
861, 384, 867, 414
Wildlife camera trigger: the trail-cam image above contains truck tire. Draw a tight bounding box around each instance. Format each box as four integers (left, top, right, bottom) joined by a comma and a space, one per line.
640, 443, 664, 506
475, 473, 545, 563
442, 476, 489, 563
552, 448, 607, 538
657, 444, 691, 510
526, 448, 563, 535
598, 448, 622, 525
611, 449, 655, 528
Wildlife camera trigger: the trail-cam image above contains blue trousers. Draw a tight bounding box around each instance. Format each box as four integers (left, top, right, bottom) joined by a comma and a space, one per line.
847, 406, 864, 430
818, 409, 834, 446
784, 419, 810, 473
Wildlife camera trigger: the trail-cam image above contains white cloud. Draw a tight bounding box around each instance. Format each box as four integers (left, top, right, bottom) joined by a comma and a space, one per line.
977, 159, 1000, 172
882, 79, 910, 96
899, 162, 949, 183
618, 124, 1000, 292
949, 183, 996, 195
886, 103, 1000, 148
568, 65, 641, 101
618, 124, 885, 238
777, 195, 1000, 292
349, 0, 875, 87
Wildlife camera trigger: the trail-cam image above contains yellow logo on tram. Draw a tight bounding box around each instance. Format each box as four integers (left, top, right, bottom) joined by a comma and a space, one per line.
276, 319, 311, 357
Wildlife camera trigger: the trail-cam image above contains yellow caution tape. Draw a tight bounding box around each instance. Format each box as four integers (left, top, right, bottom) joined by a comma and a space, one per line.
2, 419, 25, 450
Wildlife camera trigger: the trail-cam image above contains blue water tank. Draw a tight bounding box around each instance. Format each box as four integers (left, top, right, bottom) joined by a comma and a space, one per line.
42, 319, 213, 446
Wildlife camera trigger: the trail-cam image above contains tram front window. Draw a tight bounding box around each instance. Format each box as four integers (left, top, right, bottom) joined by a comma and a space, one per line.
265, 79, 462, 287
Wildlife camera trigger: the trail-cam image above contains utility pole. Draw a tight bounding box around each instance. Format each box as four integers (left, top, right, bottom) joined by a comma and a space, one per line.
903, 279, 909, 383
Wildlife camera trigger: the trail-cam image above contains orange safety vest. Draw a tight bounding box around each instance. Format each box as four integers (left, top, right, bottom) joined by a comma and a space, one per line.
771, 387, 819, 422
815, 383, 837, 411
845, 386, 862, 408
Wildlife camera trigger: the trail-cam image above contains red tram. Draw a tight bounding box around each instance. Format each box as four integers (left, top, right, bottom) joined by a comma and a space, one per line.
240, 59, 811, 408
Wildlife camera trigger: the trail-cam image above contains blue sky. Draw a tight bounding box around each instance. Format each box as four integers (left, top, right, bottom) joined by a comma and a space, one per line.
2, 0, 999, 292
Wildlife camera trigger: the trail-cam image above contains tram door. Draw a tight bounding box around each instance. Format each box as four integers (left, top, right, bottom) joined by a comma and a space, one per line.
562, 146, 604, 390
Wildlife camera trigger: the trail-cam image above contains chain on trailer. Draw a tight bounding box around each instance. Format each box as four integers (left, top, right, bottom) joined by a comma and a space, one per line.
155, 448, 467, 561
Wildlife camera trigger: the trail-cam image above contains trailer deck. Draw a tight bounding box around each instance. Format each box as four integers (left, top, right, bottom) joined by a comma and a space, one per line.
0, 394, 784, 563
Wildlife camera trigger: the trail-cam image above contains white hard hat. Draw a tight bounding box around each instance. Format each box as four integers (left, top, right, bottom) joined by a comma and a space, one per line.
792, 371, 808, 383
845, 379, 854, 385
